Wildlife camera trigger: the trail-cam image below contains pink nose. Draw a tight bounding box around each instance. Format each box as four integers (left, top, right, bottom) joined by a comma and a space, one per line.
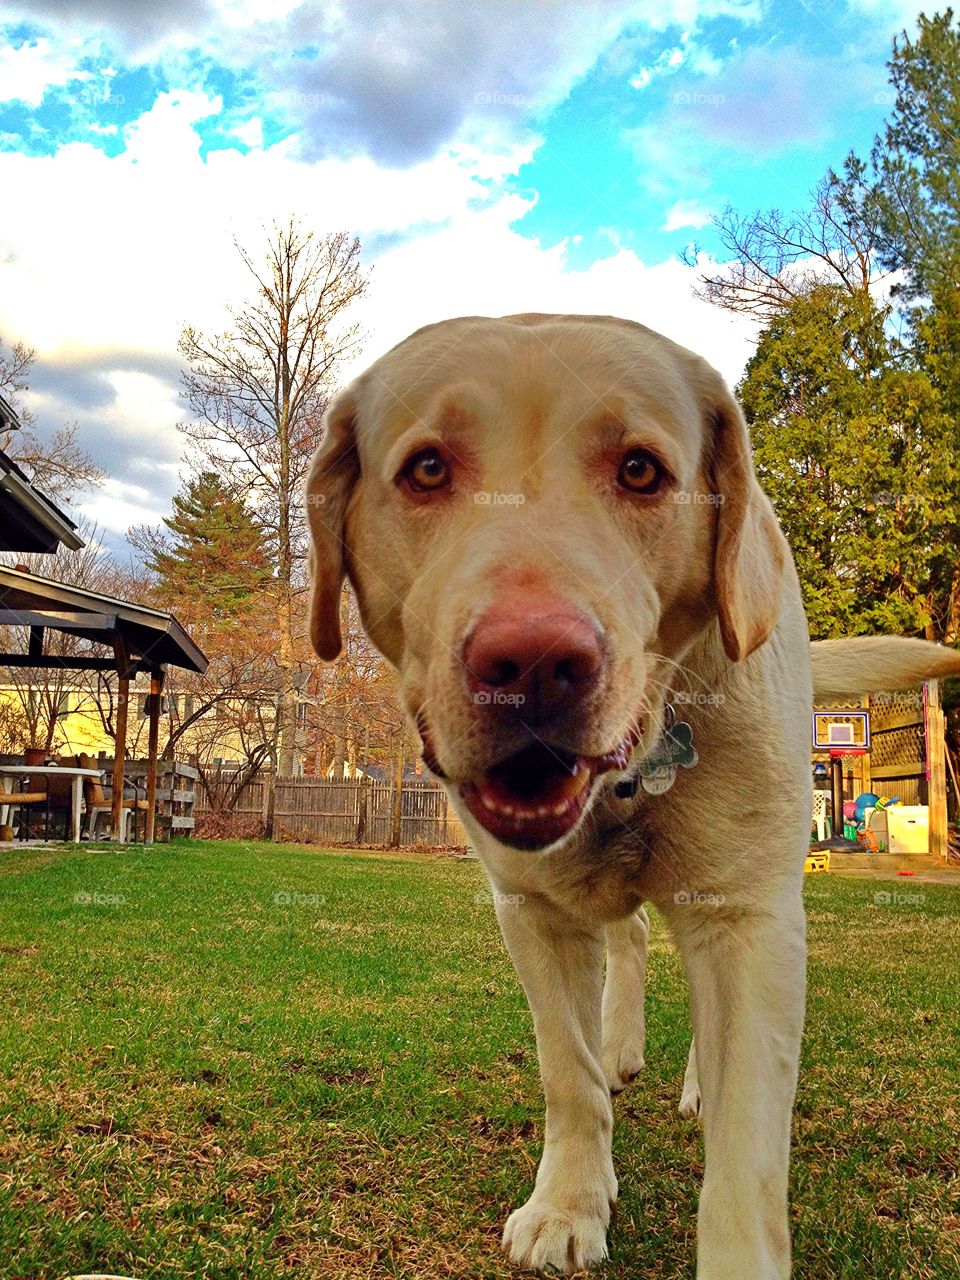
464, 599, 604, 718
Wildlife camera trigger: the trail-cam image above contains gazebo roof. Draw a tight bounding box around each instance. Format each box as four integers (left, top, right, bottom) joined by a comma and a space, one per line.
0, 442, 83, 554
0, 563, 208, 674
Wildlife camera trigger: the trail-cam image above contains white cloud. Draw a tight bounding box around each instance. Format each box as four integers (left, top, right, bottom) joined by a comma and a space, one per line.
0, 36, 86, 107
0, 89, 536, 355
359, 208, 758, 391
843, 0, 927, 35
123, 87, 223, 156
213, 0, 301, 26
77, 477, 167, 534
231, 116, 263, 149
6, 0, 765, 162
663, 197, 713, 232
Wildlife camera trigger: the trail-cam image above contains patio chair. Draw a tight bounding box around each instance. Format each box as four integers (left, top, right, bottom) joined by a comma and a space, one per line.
80, 754, 149, 841
43, 756, 80, 840
0, 779, 49, 840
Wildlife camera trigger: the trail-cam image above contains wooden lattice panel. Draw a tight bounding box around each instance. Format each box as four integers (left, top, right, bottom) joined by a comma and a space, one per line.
869, 723, 924, 769
869, 689, 925, 732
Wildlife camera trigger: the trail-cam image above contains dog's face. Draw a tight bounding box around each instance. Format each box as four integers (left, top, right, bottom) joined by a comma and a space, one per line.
307, 314, 787, 851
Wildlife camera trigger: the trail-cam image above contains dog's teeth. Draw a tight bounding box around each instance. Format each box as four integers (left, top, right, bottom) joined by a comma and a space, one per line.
499, 803, 515, 817
535, 805, 550, 817
551, 801, 568, 816
481, 792, 498, 812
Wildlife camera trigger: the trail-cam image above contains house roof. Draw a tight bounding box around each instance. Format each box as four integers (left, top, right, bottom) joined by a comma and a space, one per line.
0, 563, 208, 673
0, 436, 83, 553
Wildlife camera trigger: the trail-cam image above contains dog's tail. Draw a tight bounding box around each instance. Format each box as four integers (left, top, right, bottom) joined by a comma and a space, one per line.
811, 637, 960, 697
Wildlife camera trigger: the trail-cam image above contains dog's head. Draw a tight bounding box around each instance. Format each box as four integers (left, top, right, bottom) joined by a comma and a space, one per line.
306, 314, 788, 851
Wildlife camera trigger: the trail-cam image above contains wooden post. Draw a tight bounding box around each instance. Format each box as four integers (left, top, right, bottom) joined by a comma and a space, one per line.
829, 753, 844, 839
391, 732, 403, 848
926, 679, 948, 862
356, 723, 370, 844
144, 668, 164, 845
262, 769, 276, 840
110, 639, 132, 842
356, 772, 368, 844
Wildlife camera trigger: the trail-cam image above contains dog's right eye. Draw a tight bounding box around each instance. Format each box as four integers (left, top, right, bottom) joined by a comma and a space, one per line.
400, 447, 451, 493
618, 448, 666, 495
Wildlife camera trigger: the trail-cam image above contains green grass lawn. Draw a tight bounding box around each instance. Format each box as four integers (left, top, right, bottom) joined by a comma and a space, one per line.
0, 840, 957, 1279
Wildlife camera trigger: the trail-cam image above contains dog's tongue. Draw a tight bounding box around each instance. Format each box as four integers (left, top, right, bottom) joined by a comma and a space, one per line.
460, 739, 630, 850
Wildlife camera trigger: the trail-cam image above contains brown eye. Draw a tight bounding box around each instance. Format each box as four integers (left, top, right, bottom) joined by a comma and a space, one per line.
618, 448, 664, 495
403, 448, 450, 493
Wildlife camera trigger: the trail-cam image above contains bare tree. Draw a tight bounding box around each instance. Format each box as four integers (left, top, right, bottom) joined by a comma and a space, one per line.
178, 218, 368, 774
303, 589, 403, 777
0, 336, 104, 503
0, 337, 34, 412
689, 168, 889, 321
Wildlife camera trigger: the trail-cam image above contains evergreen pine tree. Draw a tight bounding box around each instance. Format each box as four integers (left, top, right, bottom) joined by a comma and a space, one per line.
144, 471, 273, 624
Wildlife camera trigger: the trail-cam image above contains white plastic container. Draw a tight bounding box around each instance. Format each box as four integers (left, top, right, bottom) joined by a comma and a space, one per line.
885, 805, 929, 855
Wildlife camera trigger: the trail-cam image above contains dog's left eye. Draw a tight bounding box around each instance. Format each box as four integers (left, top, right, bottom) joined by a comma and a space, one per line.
618, 448, 665, 495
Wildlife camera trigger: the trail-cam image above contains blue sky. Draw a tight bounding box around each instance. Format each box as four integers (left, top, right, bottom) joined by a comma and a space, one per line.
0, 0, 927, 545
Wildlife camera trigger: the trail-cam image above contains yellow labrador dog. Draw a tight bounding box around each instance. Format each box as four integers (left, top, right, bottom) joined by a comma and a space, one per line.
306, 313, 960, 1278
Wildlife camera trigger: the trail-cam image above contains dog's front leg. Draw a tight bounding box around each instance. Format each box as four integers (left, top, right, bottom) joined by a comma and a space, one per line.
666, 895, 806, 1280
494, 890, 615, 1274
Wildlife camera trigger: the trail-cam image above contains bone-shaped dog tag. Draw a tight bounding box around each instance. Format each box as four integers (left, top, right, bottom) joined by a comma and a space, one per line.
637, 715, 699, 796
640, 764, 678, 795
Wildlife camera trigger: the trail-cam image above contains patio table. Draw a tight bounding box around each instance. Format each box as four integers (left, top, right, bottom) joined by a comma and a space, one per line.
0, 764, 102, 842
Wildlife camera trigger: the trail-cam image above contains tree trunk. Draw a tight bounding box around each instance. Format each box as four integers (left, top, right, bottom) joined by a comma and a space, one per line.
276, 590, 298, 775
332, 732, 346, 778
391, 732, 404, 847
276, 326, 298, 775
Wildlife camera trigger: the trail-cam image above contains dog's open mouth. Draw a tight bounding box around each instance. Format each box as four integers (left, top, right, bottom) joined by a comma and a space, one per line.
459, 735, 634, 849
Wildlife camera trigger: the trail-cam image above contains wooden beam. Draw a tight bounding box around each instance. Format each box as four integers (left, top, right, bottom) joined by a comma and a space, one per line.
110, 635, 132, 841
144, 669, 164, 846
926, 679, 948, 862
868, 763, 927, 780
869, 709, 924, 732
110, 674, 130, 840
0, 654, 153, 672
28, 626, 43, 658
0, 610, 117, 630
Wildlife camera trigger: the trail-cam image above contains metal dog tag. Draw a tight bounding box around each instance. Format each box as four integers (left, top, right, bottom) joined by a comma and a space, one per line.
640, 764, 678, 795
635, 709, 699, 796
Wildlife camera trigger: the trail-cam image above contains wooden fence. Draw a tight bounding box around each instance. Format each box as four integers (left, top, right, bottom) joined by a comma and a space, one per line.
194, 771, 471, 849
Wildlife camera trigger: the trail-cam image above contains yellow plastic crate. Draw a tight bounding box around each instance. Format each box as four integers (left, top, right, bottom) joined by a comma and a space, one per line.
804, 852, 830, 874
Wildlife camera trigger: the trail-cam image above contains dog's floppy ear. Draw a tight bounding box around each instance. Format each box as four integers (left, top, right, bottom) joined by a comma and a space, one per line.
709, 380, 790, 662
306, 387, 360, 661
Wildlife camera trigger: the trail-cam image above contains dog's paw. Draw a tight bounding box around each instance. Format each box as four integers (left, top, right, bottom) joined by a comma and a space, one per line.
502, 1190, 614, 1274
601, 1028, 645, 1094
678, 1078, 701, 1120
